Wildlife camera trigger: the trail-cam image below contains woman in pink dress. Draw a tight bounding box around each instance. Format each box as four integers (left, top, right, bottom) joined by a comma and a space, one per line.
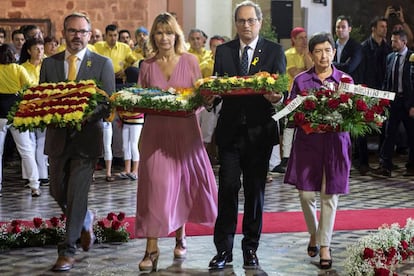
135, 12, 218, 272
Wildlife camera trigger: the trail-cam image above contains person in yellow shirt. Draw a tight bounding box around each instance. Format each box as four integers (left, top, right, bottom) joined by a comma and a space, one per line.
285, 27, 313, 90
94, 24, 138, 182
44, 36, 59, 57
270, 27, 313, 175
199, 35, 226, 165
0, 43, 40, 197
94, 24, 137, 85
20, 38, 49, 186
188, 28, 211, 64
133, 26, 149, 60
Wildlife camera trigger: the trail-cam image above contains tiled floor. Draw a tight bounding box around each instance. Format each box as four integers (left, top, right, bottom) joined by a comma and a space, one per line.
0, 150, 414, 275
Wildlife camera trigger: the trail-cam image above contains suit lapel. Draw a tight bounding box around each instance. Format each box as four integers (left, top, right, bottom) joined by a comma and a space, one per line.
77, 49, 91, 80
56, 52, 66, 81
249, 37, 264, 75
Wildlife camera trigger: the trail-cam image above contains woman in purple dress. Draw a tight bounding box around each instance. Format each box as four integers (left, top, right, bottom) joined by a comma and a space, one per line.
135, 13, 218, 272
284, 32, 352, 270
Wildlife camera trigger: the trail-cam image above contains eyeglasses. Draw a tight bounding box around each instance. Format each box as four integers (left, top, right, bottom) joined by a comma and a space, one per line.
66, 28, 90, 36
236, 18, 258, 26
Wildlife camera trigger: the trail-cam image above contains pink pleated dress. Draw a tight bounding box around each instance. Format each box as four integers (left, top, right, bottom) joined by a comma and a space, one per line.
135, 53, 218, 237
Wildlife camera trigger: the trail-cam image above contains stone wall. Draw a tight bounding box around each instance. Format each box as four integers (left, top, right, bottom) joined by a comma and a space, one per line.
0, 0, 176, 42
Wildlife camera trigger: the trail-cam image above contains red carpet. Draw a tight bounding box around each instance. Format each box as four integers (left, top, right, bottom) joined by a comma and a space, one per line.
126, 208, 414, 238
2, 208, 412, 239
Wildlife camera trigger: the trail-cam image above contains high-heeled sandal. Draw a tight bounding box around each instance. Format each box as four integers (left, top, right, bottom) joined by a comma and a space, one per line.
307, 243, 320, 257
319, 248, 332, 269
138, 250, 159, 271
174, 237, 187, 259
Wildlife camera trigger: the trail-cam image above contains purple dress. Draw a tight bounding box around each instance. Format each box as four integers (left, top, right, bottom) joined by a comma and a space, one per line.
284, 66, 352, 195
135, 53, 218, 237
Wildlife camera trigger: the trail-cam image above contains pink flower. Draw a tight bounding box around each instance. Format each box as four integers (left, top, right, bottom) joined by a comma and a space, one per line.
340, 76, 353, 83
303, 100, 316, 110
60, 214, 66, 221
117, 212, 126, 221
327, 98, 340, 109
363, 247, 375, 259
355, 99, 368, 111
12, 225, 21, 234
111, 220, 121, 230
293, 112, 306, 125
98, 220, 106, 228
107, 212, 117, 221
50, 217, 60, 227
11, 220, 21, 227
33, 217, 43, 228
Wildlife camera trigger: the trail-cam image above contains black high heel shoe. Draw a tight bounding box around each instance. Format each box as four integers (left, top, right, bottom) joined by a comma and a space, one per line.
319, 248, 332, 269
139, 249, 160, 272
307, 243, 319, 257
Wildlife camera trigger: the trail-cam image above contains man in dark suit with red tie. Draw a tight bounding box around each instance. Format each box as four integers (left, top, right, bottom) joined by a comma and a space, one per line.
207, 0, 286, 270
373, 29, 414, 177
40, 12, 115, 271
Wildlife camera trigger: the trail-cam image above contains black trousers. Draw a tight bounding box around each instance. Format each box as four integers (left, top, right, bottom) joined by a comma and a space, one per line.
213, 130, 273, 253
379, 97, 414, 169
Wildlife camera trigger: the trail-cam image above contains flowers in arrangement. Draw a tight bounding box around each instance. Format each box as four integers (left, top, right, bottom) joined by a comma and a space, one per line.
344, 218, 414, 276
94, 212, 129, 243
0, 212, 129, 250
286, 78, 390, 138
111, 86, 203, 113
195, 71, 288, 95
0, 214, 66, 250
8, 80, 109, 132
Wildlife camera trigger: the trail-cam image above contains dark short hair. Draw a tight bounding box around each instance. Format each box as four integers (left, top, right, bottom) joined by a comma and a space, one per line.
12, 29, 24, 40
369, 16, 387, 30
391, 29, 407, 41
24, 37, 44, 49
308, 32, 335, 52
336, 15, 352, 27
63, 12, 91, 31
105, 24, 117, 34
0, 44, 16, 64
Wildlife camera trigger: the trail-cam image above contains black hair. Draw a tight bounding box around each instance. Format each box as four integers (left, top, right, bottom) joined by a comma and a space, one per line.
308, 32, 335, 52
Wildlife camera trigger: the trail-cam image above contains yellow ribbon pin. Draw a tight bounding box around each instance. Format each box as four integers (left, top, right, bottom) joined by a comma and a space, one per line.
251, 57, 259, 66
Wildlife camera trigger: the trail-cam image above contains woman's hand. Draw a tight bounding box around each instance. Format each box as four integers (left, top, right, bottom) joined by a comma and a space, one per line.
263, 92, 282, 104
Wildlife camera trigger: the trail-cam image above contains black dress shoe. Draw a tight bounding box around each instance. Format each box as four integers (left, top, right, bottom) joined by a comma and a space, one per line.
243, 249, 259, 269
208, 251, 233, 269
371, 166, 391, 177
52, 256, 75, 271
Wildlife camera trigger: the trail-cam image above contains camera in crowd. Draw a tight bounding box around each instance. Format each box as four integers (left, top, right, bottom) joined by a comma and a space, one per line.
389, 6, 401, 17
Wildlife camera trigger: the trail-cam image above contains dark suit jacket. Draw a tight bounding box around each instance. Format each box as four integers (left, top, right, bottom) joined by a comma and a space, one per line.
383, 49, 414, 110
333, 38, 363, 83
39, 49, 115, 158
213, 37, 286, 148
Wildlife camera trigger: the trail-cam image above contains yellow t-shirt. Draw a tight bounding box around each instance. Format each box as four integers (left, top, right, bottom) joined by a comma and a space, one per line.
94, 41, 137, 73
285, 47, 306, 90
200, 58, 214, 78
21, 60, 41, 84
0, 63, 33, 93
188, 47, 212, 64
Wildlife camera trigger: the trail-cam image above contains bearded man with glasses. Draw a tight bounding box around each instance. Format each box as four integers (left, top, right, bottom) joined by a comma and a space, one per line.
40, 12, 115, 272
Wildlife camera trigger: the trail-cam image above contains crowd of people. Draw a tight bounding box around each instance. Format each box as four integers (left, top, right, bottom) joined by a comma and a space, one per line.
0, 0, 413, 273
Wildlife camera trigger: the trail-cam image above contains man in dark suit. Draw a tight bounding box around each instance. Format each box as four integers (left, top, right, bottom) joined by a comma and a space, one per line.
207, 1, 286, 270
373, 29, 414, 177
39, 12, 115, 271
333, 15, 367, 174
333, 15, 362, 84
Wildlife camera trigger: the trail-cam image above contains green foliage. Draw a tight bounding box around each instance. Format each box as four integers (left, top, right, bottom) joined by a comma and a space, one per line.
260, 16, 278, 42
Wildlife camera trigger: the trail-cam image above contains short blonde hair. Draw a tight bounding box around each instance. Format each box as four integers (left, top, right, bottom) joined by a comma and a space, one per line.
149, 12, 185, 54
